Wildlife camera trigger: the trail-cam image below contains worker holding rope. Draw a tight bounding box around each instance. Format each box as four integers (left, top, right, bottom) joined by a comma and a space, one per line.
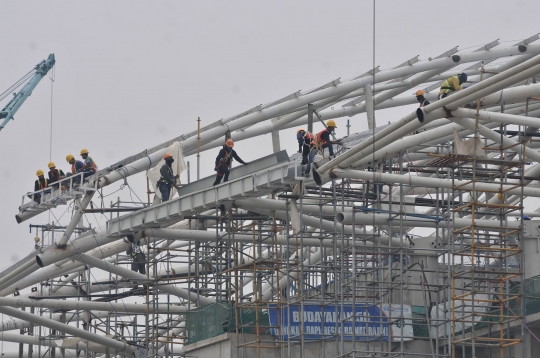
304, 120, 341, 176
213, 139, 248, 185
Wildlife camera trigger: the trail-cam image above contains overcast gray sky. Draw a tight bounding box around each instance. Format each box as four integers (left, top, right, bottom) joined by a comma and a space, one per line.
0, 0, 539, 269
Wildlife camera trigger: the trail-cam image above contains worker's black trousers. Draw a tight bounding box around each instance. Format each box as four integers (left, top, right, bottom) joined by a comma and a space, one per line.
213, 166, 230, 185
131, 253, 146, 275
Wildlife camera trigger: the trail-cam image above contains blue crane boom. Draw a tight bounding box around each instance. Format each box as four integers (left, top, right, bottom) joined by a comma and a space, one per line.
0, 54, 56, 132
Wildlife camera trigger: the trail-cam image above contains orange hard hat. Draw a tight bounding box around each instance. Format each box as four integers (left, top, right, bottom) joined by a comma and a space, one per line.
163, 153, 173, 160
297, 128, 305, 133
226, 139, 234, 148
415, 89, 425, 96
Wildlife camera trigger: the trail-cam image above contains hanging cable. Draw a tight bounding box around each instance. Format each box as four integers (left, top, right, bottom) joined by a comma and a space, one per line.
49, 64, 55, 161
0, 69, 36, 102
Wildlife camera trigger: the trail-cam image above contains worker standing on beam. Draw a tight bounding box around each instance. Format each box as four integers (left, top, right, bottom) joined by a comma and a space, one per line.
297, 128, 312, 165
33, 170, 50, 204
213, 139, 248, 185
47, 162, 65, 189
157, 153, 180, 202
415, 90, 431, 107
304, 120, 341, 176
439, 73, 467, 99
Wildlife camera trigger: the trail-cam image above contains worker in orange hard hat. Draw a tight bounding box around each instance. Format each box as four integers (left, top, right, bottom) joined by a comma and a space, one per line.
157, 153, 180, 202
415, 89, 430, 108
213, 139, 248, 185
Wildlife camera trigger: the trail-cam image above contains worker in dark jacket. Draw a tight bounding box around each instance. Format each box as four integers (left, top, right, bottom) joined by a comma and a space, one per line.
297, 128, 313, 165
213, 139, 248, 185
66, 154, 85, 184
439, 73, 467, 99
157, 153, 180, 202
415, 90, 431, 107
33, 170, 50, 204
47, 162, 65, 189
126, 235, 146, 275
305, 120, 341, 176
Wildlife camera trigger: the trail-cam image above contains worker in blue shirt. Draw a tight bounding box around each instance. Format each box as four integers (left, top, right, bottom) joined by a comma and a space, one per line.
66, 154, 86, 183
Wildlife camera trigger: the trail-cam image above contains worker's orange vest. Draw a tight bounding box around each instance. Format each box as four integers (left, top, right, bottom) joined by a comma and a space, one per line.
316, 129, 330, 146
38, 178, 48, 190
86, 156, 97, 173
305, 133, 315, 145
71, 162, 78, 174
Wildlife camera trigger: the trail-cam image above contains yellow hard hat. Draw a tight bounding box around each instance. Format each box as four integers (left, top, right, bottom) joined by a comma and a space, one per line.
47, 162, 55, 169
297, 128, 305, 133
36, 169, 44, 177
327, 119, 337, 128
415, 89, 425, 96
80, 148, 89, 155
66, 154, 74, 162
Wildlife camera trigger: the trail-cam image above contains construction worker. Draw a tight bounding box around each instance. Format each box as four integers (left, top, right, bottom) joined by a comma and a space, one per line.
304, 120, 342, 176
66, 154, 85, 183
439, 73, 467, 99
297, 128, 313, 165
47, 162, 65, 187
126, 235, 146, 276
33, 170, 50, 204
213, 139, 248, 185
80, 149, 97, 174
415, 90, 431, 107
157, 153, 180, 202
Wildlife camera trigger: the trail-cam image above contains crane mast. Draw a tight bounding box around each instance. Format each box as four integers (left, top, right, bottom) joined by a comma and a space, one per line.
0, 53, 55, 132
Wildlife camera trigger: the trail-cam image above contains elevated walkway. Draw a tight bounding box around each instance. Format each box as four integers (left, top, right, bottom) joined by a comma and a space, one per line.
16, 173, 97, 223
106, 150, 300, 236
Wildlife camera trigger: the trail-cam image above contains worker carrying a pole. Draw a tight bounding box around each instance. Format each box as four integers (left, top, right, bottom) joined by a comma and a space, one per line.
439, 73, 467, 99
157, 153, 180, 202
304, 120, 341, 176
126, 235, 146, 289
213, 139, 248, 185
415, 90, 431, 107
47, 162, 65, 189
33, 170, 50, 204
297, 128, 313, 165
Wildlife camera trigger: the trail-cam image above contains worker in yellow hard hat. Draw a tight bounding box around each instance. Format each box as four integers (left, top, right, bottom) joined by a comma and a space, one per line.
66, 153, 85, 184
415, 89, 431, 108
80, 148, 98, 175
305, 120, 342, 176
213, 139, 248, 185
33, 169, 50, 204
47, 162, 66, 189
157, 153, 180, 202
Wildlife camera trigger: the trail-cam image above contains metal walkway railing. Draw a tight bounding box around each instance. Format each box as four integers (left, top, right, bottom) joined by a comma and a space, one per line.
16, 173, 97, 223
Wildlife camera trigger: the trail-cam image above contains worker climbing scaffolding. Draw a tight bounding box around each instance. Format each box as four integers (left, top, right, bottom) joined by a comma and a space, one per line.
213, 139, 248, 185
304, 120, 342, 176
126, 235, 146, 289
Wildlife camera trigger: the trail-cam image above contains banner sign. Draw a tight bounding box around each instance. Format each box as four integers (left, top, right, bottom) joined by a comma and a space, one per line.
268, 304, 413, 342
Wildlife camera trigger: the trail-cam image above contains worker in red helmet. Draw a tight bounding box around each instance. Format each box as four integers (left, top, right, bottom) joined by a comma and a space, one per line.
213, 139, 248, 185
157, 153, 180, 202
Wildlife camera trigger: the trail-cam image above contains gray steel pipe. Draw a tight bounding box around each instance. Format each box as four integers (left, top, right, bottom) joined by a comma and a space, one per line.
0, 306, 139, 356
